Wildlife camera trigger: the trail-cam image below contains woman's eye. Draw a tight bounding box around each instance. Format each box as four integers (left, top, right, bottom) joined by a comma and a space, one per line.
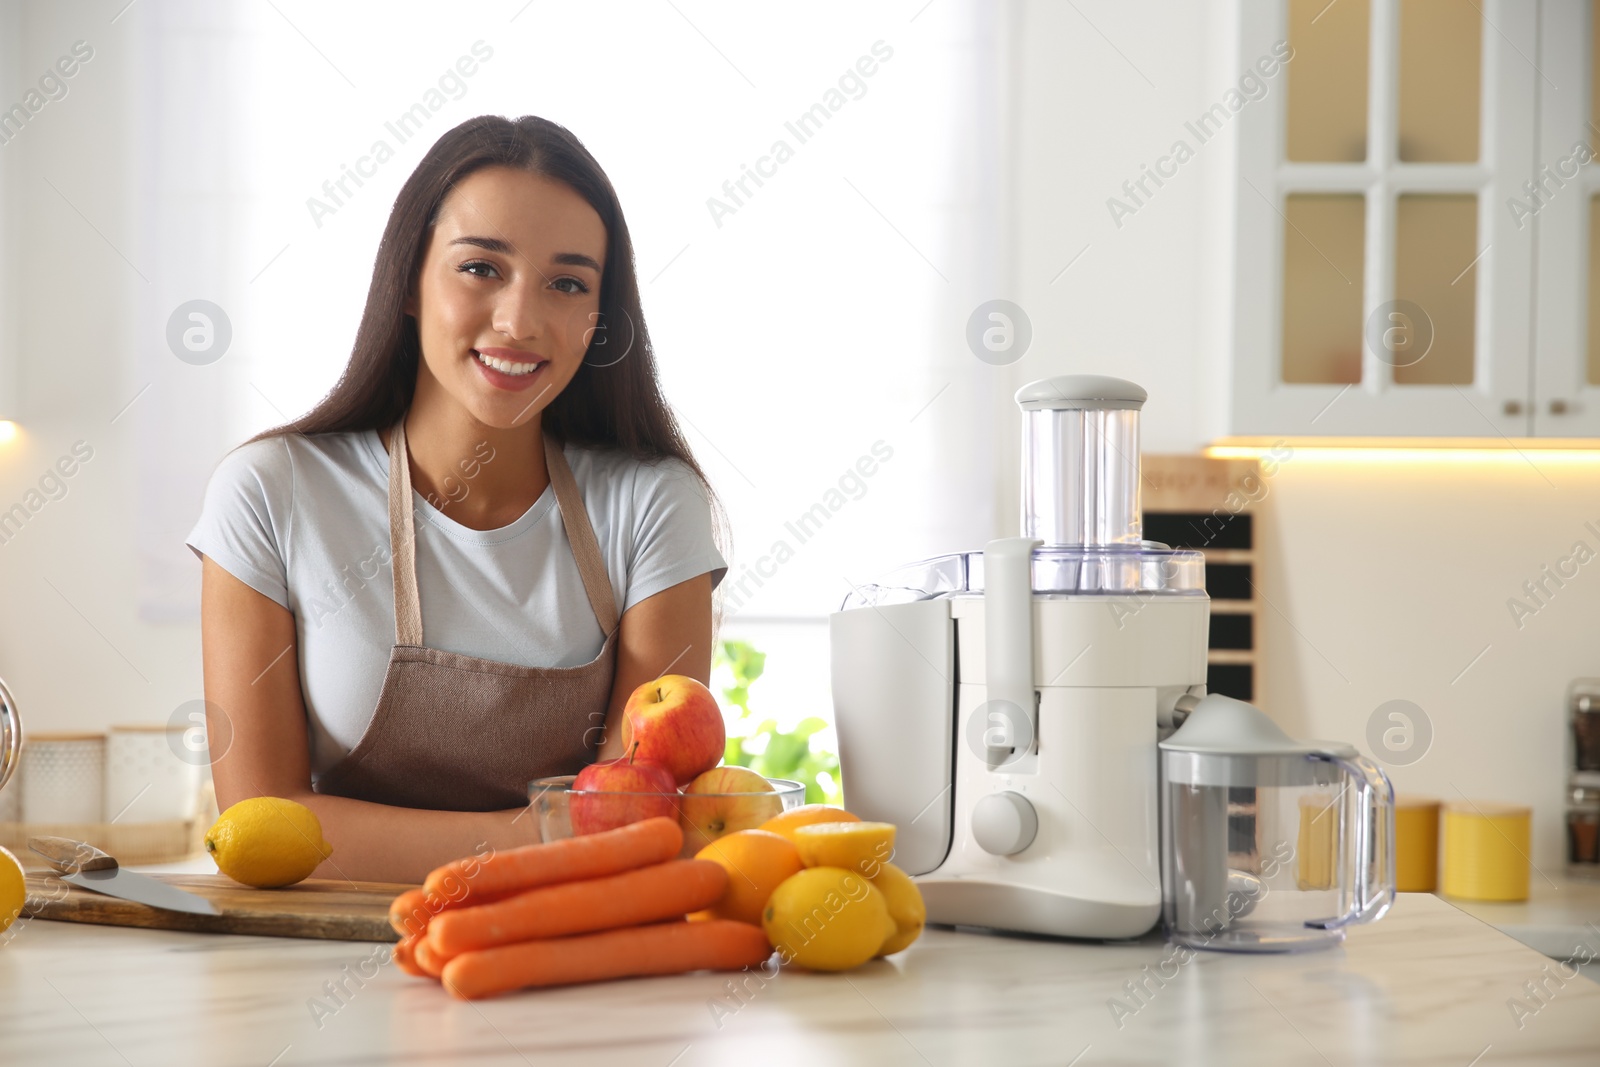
552, 277, 590, 295
457, 260, 499, 279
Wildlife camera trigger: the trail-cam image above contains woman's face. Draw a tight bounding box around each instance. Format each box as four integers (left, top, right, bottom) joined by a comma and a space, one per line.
407, 165, 607, 430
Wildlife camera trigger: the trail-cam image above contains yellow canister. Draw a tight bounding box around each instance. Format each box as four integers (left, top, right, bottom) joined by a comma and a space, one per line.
1394, 796, 1440, 892
1296, 793, 1338, 891
1441, 801, 1531, 901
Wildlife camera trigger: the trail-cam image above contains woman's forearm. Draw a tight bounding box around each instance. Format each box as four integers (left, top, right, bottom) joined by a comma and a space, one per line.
269, 790, 540, 885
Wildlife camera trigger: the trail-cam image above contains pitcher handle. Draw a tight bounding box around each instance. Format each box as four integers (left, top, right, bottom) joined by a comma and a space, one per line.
0, 675, 19, 796
1306, 752, 1395, 930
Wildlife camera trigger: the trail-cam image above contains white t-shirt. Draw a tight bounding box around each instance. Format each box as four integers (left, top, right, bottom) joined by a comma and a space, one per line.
185, 429, 727, 780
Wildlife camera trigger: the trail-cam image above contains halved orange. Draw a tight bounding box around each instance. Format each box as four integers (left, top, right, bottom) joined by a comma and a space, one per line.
758, 804, 860, 845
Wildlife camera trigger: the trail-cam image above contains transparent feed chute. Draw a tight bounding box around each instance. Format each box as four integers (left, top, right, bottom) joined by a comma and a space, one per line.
842, 375, 1205, 608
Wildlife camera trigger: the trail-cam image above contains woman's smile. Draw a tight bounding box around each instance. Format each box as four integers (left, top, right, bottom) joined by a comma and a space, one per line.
472, 347, 549, 391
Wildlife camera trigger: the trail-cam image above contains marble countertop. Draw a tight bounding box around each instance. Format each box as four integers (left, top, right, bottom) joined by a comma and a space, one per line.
2, 893, 1598, 1066
1443, 873, 1600, 965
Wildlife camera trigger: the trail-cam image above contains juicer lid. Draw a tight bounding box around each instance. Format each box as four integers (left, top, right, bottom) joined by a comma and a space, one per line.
1160, 694, 1356, 759
836, 543, 1206, 608
1015, 375, 1148, 411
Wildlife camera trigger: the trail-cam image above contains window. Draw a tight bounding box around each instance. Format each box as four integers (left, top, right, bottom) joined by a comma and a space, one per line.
128, 1, 1004, 628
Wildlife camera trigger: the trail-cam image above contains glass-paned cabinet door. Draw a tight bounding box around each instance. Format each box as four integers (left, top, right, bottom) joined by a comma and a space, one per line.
1392, 194, 1477, 385
1532, 1, 1600, 437
1233, 0, 1538, 436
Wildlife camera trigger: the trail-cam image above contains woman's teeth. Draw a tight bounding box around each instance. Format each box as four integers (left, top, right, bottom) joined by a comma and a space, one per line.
475, 351, 544, 376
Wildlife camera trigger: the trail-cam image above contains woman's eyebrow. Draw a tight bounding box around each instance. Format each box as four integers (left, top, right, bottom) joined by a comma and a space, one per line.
448, 235, 600, 273
551, 251, 601, 273
449, 235, 513, 254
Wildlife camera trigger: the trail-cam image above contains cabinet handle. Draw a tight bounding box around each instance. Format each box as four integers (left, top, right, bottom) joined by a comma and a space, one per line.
1550, 399, 1569, 415
1503, 400, 1523, 416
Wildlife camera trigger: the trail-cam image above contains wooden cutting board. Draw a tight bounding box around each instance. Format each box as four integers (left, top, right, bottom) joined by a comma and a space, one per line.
21, 871, 414, 942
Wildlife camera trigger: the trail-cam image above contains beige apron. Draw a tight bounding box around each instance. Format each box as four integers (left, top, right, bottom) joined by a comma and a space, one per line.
313, 418, 618, 811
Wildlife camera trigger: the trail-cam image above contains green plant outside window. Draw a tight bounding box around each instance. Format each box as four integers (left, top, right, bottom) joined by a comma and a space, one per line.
713, 638, 843, 807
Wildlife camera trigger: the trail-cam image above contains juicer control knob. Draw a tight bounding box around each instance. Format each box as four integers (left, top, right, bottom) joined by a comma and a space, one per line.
971, 791, 1038, 856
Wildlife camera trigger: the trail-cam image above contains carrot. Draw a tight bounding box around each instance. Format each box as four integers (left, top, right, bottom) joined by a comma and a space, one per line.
388, 888, 437, 938
412, 934, 449, 979
389, 882, 528, 938
422, 816, 682, 905
440, 919, 773, 1000
391, 933, 429, 979
426, 859, 727, 957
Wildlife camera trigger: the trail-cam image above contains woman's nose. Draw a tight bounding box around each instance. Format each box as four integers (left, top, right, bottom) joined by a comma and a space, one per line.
491, 280, 548, 343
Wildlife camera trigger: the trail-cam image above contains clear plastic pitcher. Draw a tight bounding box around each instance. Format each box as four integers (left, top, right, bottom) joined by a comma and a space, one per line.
1160, 694, 1395, 952
0, 676, 18, 795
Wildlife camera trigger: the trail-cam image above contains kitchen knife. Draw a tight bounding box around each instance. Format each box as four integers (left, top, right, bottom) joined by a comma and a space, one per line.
28, 835, 221, 916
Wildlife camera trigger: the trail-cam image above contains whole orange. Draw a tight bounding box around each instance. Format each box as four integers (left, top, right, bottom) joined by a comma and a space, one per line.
692, 829, 804, 927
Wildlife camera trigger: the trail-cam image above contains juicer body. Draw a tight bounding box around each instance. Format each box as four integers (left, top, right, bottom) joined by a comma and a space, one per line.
830, 588, 1209, 939
830, 373, 1208, 939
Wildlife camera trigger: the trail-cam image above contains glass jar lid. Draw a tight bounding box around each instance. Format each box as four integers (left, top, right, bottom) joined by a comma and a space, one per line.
1569, 784, 1600, 810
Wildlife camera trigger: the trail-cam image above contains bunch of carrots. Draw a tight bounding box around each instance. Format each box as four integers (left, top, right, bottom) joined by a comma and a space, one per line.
386, 816, 771, 1000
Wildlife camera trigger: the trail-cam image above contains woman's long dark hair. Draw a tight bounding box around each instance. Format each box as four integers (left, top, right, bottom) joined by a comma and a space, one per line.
251, 114, 730, 624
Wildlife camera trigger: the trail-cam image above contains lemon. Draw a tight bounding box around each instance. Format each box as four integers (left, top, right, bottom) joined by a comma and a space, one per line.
0, 846, 25, 935
762, 866, 895, 972
205, 797, 333, 888
870, 862, 926, 956
792, 821, 896, 876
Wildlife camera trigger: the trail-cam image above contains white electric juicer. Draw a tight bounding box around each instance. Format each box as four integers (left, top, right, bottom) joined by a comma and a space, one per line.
830, 374, 1210, 939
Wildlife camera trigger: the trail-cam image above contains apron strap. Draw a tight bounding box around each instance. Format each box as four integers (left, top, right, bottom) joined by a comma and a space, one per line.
387, 419, 425, 647
386, 419, 621, 647
542, 432, 620, 637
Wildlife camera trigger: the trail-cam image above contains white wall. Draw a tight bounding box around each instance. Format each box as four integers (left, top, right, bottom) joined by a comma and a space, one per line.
0, 3, 203, 738
1252, 454, 1599, 874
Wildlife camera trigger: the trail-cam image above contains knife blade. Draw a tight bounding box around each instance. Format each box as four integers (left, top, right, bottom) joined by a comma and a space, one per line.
29, 835, 221, 917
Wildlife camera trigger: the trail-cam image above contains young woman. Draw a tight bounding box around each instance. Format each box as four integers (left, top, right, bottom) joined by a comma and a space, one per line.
187, 116, 728, 884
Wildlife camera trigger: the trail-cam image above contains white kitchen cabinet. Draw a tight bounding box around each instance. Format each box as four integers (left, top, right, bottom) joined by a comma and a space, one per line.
1229, 0, 1597, 438
1533, 1, 1600, 436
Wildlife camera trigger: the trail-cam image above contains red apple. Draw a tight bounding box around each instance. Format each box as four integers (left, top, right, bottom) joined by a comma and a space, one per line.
676, 766, 783, 855
568, 744, 676, 836
620, 675, 725, 786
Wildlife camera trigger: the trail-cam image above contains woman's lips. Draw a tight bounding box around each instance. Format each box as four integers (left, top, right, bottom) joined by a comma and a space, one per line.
472, 349, 548, 392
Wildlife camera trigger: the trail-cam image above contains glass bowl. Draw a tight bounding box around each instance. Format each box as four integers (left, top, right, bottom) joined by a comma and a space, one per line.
530, 774, 806, 858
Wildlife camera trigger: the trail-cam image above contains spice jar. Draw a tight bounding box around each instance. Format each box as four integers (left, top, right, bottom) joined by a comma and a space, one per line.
1568, 783, 1600, 877
1573, 690, 1600, 772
